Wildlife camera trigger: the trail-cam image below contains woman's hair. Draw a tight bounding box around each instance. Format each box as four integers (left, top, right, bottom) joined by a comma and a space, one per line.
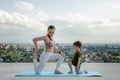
47, 25, 55, 41
48, 25, 55, 30
47, 34, 53, 41
73, 41, 82, 48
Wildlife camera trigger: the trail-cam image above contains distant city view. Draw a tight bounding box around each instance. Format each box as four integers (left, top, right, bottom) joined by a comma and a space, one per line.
0, 43, 120, 63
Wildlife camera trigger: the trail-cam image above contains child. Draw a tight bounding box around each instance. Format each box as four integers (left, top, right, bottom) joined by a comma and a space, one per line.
67, 41, 87, 74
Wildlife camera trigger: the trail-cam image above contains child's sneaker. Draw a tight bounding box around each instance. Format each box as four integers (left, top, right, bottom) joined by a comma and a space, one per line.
85, 71, 88, 73
84, 69, 88, 73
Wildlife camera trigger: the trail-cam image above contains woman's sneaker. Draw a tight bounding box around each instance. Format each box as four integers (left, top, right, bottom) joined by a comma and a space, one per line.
54, 70, 63, 74
68, 71, 73, 74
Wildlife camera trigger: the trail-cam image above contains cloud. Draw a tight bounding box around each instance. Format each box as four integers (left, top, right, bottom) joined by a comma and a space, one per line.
0, 9, 48, 29
29, 10, 50, 22
46, 14, 94, 42
15, 1, 34, 10
50, 13, 120, 34
86, 18, 120, 43
112, 4, 120, 9
0, 9, 49, 43
48, 13, 120, 43
0, 10, 28, 29
53, 13, 92, 24
1, 0, 120, 43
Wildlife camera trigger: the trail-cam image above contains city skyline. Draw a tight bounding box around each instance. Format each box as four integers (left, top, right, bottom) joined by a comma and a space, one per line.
0, 0, 120, 43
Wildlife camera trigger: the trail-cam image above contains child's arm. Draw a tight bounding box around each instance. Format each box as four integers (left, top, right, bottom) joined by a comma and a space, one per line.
76, 57, 81, 68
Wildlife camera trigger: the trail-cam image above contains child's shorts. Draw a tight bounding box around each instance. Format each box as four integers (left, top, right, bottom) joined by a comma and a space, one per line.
72, 60, 81, 67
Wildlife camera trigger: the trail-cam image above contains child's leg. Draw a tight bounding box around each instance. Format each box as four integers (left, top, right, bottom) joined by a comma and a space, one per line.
67, 59, 73, 73
75, 64, 88, 74
75, 65, 80, 74
80, 69, 88, 73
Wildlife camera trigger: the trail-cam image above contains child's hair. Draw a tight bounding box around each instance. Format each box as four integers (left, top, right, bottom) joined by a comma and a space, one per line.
73, 41, 82, 48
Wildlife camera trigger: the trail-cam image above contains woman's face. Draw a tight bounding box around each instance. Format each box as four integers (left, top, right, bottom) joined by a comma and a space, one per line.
48, 29, 55, 37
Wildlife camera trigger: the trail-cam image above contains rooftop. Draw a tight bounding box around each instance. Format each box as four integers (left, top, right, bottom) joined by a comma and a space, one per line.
0, 63, 120, 80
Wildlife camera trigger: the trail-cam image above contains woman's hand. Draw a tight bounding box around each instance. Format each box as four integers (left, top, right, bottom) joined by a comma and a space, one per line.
61, 53, 66, 58
33, 48, 38, 59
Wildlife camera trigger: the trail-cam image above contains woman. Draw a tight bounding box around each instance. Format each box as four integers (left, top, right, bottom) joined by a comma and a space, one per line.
33, 25, 65, 74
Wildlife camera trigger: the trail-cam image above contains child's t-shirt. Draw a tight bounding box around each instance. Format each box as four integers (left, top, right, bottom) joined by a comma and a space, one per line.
72, 51, 82, 66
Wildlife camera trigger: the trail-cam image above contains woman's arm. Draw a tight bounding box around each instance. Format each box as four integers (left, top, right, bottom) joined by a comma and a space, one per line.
32, 36, 46, 59
54, 46, 61, 53
54, 46, 66, 58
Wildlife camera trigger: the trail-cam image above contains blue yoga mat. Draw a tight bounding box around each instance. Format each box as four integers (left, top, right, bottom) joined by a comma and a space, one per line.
16, 71, 102, 77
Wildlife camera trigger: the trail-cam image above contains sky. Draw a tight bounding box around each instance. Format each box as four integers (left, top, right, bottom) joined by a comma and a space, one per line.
0, 0, 120, 43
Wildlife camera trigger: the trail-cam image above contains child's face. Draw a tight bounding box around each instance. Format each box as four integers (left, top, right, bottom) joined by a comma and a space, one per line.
73, 45, 79, 51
